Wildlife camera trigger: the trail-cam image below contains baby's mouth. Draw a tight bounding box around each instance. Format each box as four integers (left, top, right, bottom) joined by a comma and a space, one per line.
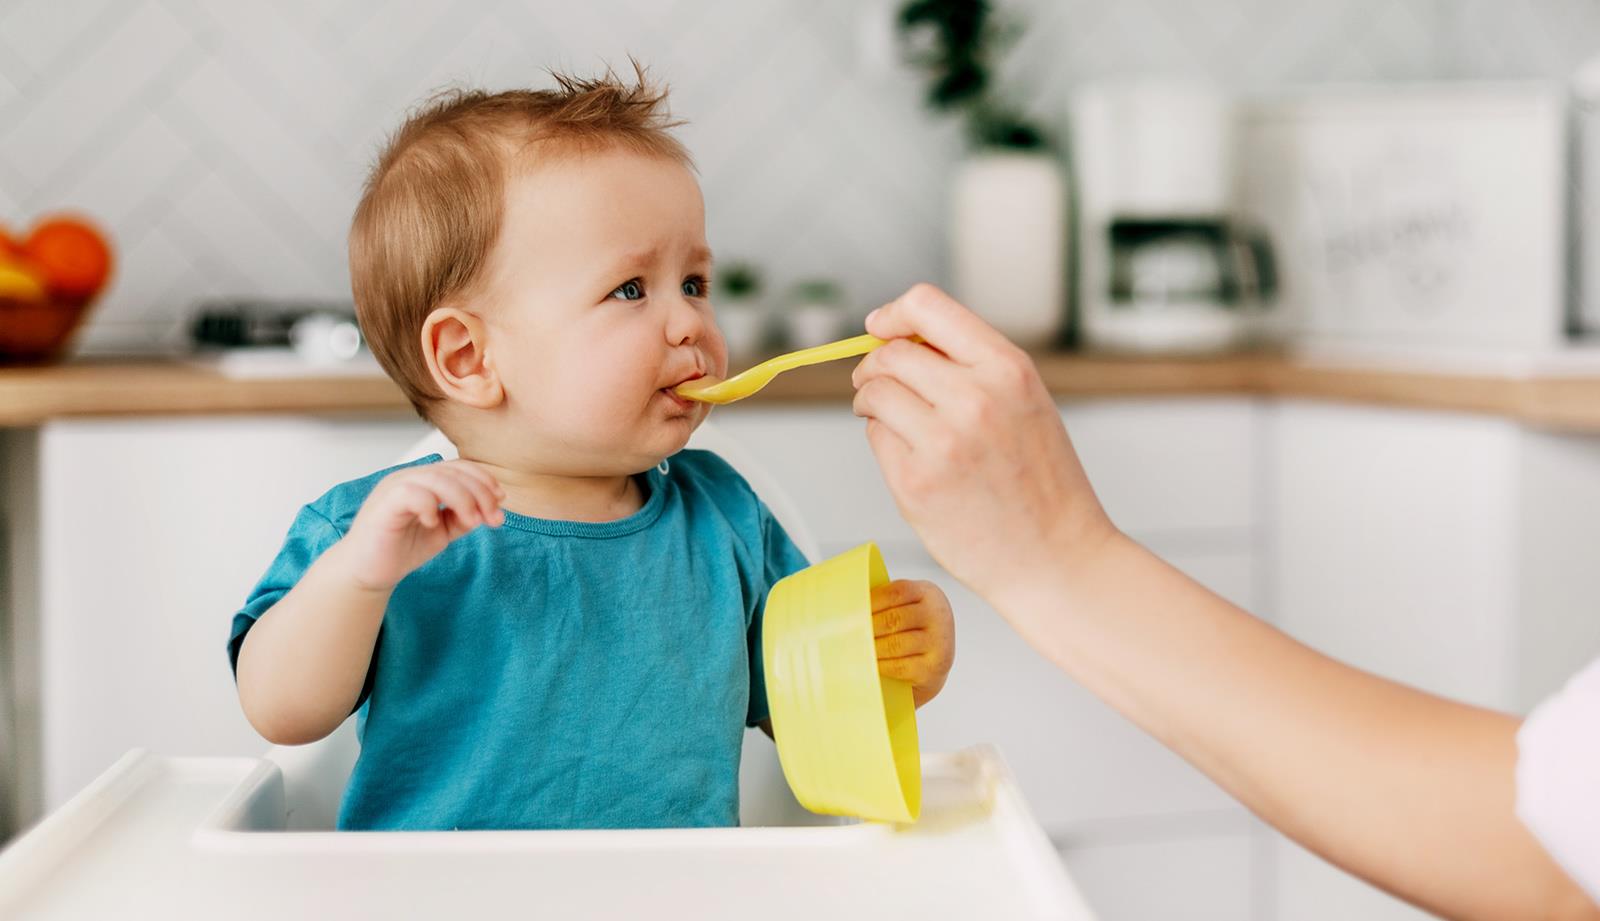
660, 372, 705, 411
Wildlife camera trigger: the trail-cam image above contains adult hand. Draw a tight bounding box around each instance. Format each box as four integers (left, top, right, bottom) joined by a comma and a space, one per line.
851, 283, 1117, 607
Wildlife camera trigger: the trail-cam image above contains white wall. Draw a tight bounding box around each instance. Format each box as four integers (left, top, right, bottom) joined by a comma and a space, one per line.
2, 0, 1595, 352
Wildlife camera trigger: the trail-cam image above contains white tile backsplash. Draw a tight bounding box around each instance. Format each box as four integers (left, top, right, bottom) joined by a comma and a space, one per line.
2, 0, 1595, 352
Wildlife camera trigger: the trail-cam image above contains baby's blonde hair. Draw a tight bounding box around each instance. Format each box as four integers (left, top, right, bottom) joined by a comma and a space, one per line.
348, 63, 692, 417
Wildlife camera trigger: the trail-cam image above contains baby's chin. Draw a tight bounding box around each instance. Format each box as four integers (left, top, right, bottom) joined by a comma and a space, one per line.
614, 406, 707, 472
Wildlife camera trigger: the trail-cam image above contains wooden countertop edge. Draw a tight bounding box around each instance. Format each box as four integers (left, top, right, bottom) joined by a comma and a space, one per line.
5, 355, 1600, 432
0, 364, 418, 426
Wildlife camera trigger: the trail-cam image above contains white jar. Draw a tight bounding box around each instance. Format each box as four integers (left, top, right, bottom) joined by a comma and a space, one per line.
716, 298, 767, 362
949, 152, 1067, 346
786, 302, 846, 350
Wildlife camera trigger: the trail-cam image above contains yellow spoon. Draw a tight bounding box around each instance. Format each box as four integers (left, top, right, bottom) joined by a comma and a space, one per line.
675, 333, 891, 405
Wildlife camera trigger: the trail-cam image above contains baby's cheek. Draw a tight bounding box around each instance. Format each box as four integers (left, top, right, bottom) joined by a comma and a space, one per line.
695, 317, 728, 372
562, 378, 634, 430
707, 330, 729, 377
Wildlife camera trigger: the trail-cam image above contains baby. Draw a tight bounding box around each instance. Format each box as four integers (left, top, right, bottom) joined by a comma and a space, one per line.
226, 67, 956, 831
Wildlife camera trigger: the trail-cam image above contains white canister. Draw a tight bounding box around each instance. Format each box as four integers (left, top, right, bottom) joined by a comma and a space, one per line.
950, 152, 1067, 346
716, 299, 767, 362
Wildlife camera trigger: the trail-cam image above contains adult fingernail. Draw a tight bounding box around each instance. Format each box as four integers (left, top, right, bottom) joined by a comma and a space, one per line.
865, 308, 881, 326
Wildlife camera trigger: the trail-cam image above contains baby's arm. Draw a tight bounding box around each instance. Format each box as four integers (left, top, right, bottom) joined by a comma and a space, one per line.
235, 460, 503, 745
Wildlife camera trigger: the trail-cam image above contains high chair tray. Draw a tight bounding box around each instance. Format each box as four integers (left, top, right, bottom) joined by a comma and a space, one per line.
0, 745, 1095, 920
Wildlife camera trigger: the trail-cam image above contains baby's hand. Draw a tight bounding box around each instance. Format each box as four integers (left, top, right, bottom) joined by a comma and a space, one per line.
341, 460, 505, 591
871, 579, 955, 707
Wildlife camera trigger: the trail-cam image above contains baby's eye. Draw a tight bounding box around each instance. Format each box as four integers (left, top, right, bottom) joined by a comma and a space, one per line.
682, 275, 709, 298
609, 279, 645, 301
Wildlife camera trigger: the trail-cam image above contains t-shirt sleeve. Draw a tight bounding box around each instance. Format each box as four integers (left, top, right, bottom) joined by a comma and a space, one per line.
745, 501, 811, 728
227, 505, 359, 699
1515, 655, 1600, 902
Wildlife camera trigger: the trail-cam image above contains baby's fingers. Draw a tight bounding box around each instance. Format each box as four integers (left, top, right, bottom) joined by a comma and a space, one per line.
872, 579, 927, 613
878, 655, 930, 685
875, 628, 930, 661
872, 595, 934, 638
445, 461, 507, 515
414, 471, 486, 529
439, 464, 504, 526
395, 482, 443, 529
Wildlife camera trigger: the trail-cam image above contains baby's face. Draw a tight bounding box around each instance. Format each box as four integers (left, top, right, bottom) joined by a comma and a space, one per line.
473, 147, 726, 476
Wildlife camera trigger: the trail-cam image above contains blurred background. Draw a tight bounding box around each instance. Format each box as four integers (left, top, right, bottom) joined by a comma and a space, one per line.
4, 0, 1599, 355
6, 1, 1600, 919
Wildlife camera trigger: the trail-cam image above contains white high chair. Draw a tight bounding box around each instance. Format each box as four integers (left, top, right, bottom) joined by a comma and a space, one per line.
0, 426, 1092, 920
261, 423, 825, 830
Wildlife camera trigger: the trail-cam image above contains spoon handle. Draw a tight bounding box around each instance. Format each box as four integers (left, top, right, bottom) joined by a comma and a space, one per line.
762, 334, 887, 375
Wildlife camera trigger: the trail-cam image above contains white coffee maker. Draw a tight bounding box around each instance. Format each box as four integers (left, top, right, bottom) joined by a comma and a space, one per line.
1070, 82, 1273, 353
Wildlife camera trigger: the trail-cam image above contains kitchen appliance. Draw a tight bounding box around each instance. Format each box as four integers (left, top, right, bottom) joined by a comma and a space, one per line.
190, 298, 378, 377
1071, 82, 1274, 353
1237, 83, 1568, 361
1570, 58, 1600, 341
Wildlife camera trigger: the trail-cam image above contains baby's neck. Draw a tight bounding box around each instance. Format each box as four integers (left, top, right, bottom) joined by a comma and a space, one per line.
473, 462, 645, 523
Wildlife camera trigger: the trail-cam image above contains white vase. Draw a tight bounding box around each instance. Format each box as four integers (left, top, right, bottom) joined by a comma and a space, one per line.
949, 152, 1067, 347
785, 302, 846, 349
716, 299, 766, 362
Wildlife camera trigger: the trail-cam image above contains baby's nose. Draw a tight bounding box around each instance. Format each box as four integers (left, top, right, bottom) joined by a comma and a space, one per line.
665, 296, 708, 346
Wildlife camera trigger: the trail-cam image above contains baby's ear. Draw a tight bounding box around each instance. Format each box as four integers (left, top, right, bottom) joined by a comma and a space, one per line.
420, 306, 503, 410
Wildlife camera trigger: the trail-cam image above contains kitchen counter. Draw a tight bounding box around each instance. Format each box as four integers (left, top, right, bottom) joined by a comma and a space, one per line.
7, 353, 1600, 432
0, 361, 414, 425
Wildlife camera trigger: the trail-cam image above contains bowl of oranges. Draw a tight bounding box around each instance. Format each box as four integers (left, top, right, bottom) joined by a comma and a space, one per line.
0, 215, 114, 364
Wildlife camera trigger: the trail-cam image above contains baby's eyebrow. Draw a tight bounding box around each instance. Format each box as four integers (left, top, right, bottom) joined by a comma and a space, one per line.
610, 247, 659, 273
601, 244, 712, 278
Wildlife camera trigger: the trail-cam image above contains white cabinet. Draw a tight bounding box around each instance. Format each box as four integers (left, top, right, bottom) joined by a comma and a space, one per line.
1269, 401, 1521, 709
713, 398, 1261, 552
1266, 401, 1600, 921
1067, 398, 1259, 539
1273, 835, 1433, 921
10, 415, 428, 820
1060, 826, 1262, 921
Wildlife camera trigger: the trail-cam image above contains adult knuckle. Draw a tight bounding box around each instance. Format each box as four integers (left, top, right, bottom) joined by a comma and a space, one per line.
1000, 348, 1036, 391
906, 282, 938, 305
852, 353, 877, 384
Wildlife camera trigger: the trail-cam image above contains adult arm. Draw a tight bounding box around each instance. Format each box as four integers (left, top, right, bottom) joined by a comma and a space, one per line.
850, 284, 1599, 921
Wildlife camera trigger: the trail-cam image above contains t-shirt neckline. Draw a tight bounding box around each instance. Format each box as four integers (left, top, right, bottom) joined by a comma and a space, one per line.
419, 454, 668, 539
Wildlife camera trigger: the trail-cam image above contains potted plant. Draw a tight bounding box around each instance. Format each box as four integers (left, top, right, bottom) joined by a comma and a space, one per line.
897, 0, 1066, 346
715, 260, 767, 361
784, 278, 848, 349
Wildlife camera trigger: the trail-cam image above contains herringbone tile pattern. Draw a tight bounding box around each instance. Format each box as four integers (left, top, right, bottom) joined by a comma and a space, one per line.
0, 0, 1588, 352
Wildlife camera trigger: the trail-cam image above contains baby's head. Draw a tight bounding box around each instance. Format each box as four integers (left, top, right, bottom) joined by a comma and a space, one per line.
349, 67, 725, 478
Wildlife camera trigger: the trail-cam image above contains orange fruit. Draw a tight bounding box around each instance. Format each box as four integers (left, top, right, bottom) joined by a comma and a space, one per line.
0, 262, 46, 301
0, 224, 21, 259
22, 216, 112, 300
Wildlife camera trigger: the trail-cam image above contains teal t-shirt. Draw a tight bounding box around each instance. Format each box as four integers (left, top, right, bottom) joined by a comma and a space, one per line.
227, 449, 809, 831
